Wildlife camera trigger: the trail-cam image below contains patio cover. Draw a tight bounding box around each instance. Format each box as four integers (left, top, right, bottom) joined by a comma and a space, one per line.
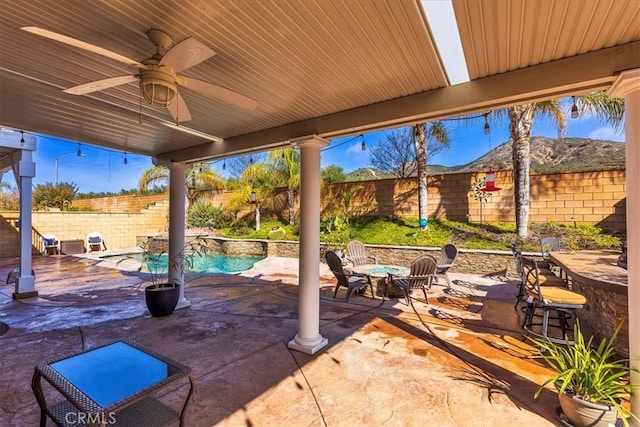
1, 0, 639, 418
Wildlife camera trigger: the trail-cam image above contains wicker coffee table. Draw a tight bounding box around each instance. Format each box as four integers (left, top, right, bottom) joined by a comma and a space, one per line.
31, 339, 194, 427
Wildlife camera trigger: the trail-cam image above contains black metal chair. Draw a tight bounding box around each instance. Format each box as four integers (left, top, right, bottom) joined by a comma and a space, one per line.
326, 250, 374, 301
520, 256, 587, 345
387, 255, 437, 306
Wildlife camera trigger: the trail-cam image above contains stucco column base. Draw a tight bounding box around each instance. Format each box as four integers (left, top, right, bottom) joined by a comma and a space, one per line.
175, 299, 191, 310
288, 334, 328, 355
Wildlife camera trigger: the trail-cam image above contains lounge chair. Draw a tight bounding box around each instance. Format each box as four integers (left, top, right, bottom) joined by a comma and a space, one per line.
387, 254, 437, 306
345, 240, 377, 267
41, 234, 59, 255
86, 232, 104, 252
434, 243, 458, 287
326, 250, 374, 301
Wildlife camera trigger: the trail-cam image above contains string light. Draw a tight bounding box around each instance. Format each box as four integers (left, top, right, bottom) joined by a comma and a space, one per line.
123, 152, 128, 165
360, 134, 366, 151
483, 113, 490, 135
571, 96, 579, 119
20, 130, 25, 145
76, 142, 82, 157
222, 159, 226, 171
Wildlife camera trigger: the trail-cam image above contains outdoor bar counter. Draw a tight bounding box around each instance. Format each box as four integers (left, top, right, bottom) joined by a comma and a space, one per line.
549, 250, 629, 357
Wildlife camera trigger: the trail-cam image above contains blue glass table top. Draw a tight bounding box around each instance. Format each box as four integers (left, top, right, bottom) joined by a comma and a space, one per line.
50, 341, 168, 407
352, 264, 410, 278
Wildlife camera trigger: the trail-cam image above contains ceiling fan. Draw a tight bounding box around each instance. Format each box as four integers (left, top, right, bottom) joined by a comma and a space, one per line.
20, 26, 258, 123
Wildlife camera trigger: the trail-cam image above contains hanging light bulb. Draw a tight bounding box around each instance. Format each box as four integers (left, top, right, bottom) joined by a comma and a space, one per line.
222, 159, 226, 171
483, 114, 490, 135
249, 155, 253, 164
76, 142, 82, 157
20, 130, 25, 145
571, 96, 579, 119
123, 152, 128, 165
360, 134, 366, 151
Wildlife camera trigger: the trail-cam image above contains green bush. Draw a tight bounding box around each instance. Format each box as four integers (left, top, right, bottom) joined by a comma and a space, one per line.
268, 226, 286, 240
187, 199, 232, 228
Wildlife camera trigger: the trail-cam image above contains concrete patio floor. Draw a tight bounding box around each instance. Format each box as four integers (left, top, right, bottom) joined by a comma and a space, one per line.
0, 253, 563, 426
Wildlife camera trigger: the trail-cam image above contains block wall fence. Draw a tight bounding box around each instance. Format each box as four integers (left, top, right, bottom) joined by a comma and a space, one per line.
0, 168, 625, 258
0, 201, 169, 258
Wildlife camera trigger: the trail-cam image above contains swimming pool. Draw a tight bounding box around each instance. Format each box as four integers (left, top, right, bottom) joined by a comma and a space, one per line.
104, 252, 265, 274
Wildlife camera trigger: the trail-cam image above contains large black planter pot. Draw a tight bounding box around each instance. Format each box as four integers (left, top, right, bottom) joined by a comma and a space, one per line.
558, 391, 618, 427
145, 283, 180, 317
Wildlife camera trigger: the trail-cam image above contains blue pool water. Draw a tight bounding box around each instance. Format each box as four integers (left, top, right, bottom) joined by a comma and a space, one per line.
108, 253, 264, 274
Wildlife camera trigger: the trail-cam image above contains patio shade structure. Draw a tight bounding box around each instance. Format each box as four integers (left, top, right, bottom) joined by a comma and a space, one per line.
1, 0, 639, 418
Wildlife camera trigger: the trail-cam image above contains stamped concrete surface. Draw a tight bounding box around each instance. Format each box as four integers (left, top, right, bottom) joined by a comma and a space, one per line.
0, 254, 562, 426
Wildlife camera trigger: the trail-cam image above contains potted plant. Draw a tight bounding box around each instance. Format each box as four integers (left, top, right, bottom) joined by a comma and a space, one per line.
529, 321, 637, 427
119, 235, 209, 317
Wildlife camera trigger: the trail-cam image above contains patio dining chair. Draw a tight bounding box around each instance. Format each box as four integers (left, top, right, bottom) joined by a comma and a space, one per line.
539, 236, 567, 280
512, 243, 565, 308
520, 255, 587, 345
434, 243, 458, 288
326, 250, 375, 302
387, 254, 437, 306
345, 240, 378, 267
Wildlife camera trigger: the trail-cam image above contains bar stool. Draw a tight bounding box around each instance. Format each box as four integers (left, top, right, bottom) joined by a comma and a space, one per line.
512, 245, 565, 308
520, 256, 587, 345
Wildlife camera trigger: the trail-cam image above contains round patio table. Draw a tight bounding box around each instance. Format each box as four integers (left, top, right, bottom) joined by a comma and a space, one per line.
351, 264, 410, 299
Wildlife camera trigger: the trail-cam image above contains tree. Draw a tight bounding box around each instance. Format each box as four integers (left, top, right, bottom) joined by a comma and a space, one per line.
138, 163, 225, 206
413, 121, 450, 230
226, 153, 266, 179
269, 148, 300, 225
369, 128, 416, 178
370, 127, 450, 178
321, 165, 347, 183
504, 92, 623, 238
226, 162, 275, 231
33, 182, 78, 210
0, 183, 19, 211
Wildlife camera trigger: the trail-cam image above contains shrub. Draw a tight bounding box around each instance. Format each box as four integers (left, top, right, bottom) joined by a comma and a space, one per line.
187, 200, 232, 229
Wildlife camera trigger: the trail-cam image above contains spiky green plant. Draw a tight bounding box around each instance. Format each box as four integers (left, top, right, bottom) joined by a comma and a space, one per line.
529, 321, 637, 426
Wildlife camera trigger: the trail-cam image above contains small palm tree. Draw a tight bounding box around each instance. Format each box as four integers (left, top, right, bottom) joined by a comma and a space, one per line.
138, 163, 225, 207
269, 148, 300, 225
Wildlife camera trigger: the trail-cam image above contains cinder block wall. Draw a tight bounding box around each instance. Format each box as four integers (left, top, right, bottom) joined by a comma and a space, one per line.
0, 201, 168, 257
71, 193, 168, 213
321, 169, 625, 230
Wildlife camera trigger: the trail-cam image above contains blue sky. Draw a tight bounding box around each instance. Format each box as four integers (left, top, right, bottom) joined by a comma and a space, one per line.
1, 109, 625, 194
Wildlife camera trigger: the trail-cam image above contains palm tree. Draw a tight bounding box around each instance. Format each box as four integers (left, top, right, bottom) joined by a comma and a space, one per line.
226, 162, 275, 231
501, 92, 624, 238
269, 148, 300, 225
138, 163, 226, 206
413, 121, 450, 230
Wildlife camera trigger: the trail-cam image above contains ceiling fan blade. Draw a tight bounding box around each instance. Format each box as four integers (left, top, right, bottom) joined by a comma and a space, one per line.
167, 92, 192, 123
182, 77, 258, 111
20, 26, 147, 69
160, 37, 215, 73
63, 75, 139, 95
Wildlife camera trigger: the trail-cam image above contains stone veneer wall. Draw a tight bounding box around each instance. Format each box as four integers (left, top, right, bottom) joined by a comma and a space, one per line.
569, 278, 629, 358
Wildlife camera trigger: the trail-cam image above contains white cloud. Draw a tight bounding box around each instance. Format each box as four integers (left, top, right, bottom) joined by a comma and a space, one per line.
346, 143, 367, 155
587, 126, 625, 142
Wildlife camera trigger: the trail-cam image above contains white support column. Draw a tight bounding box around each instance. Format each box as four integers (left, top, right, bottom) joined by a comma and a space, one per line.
13, 149, 37, 299
608, 68, 640, 426
288, 135, 329, 355
168, 161, 190, 310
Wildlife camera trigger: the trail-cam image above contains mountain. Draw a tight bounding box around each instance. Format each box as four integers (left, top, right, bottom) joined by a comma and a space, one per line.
454, 137, 625, 174
345, 137, 625, 180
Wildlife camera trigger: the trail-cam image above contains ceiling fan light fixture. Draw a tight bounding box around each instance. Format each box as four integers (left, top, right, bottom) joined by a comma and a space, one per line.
139, 68, 177, 107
